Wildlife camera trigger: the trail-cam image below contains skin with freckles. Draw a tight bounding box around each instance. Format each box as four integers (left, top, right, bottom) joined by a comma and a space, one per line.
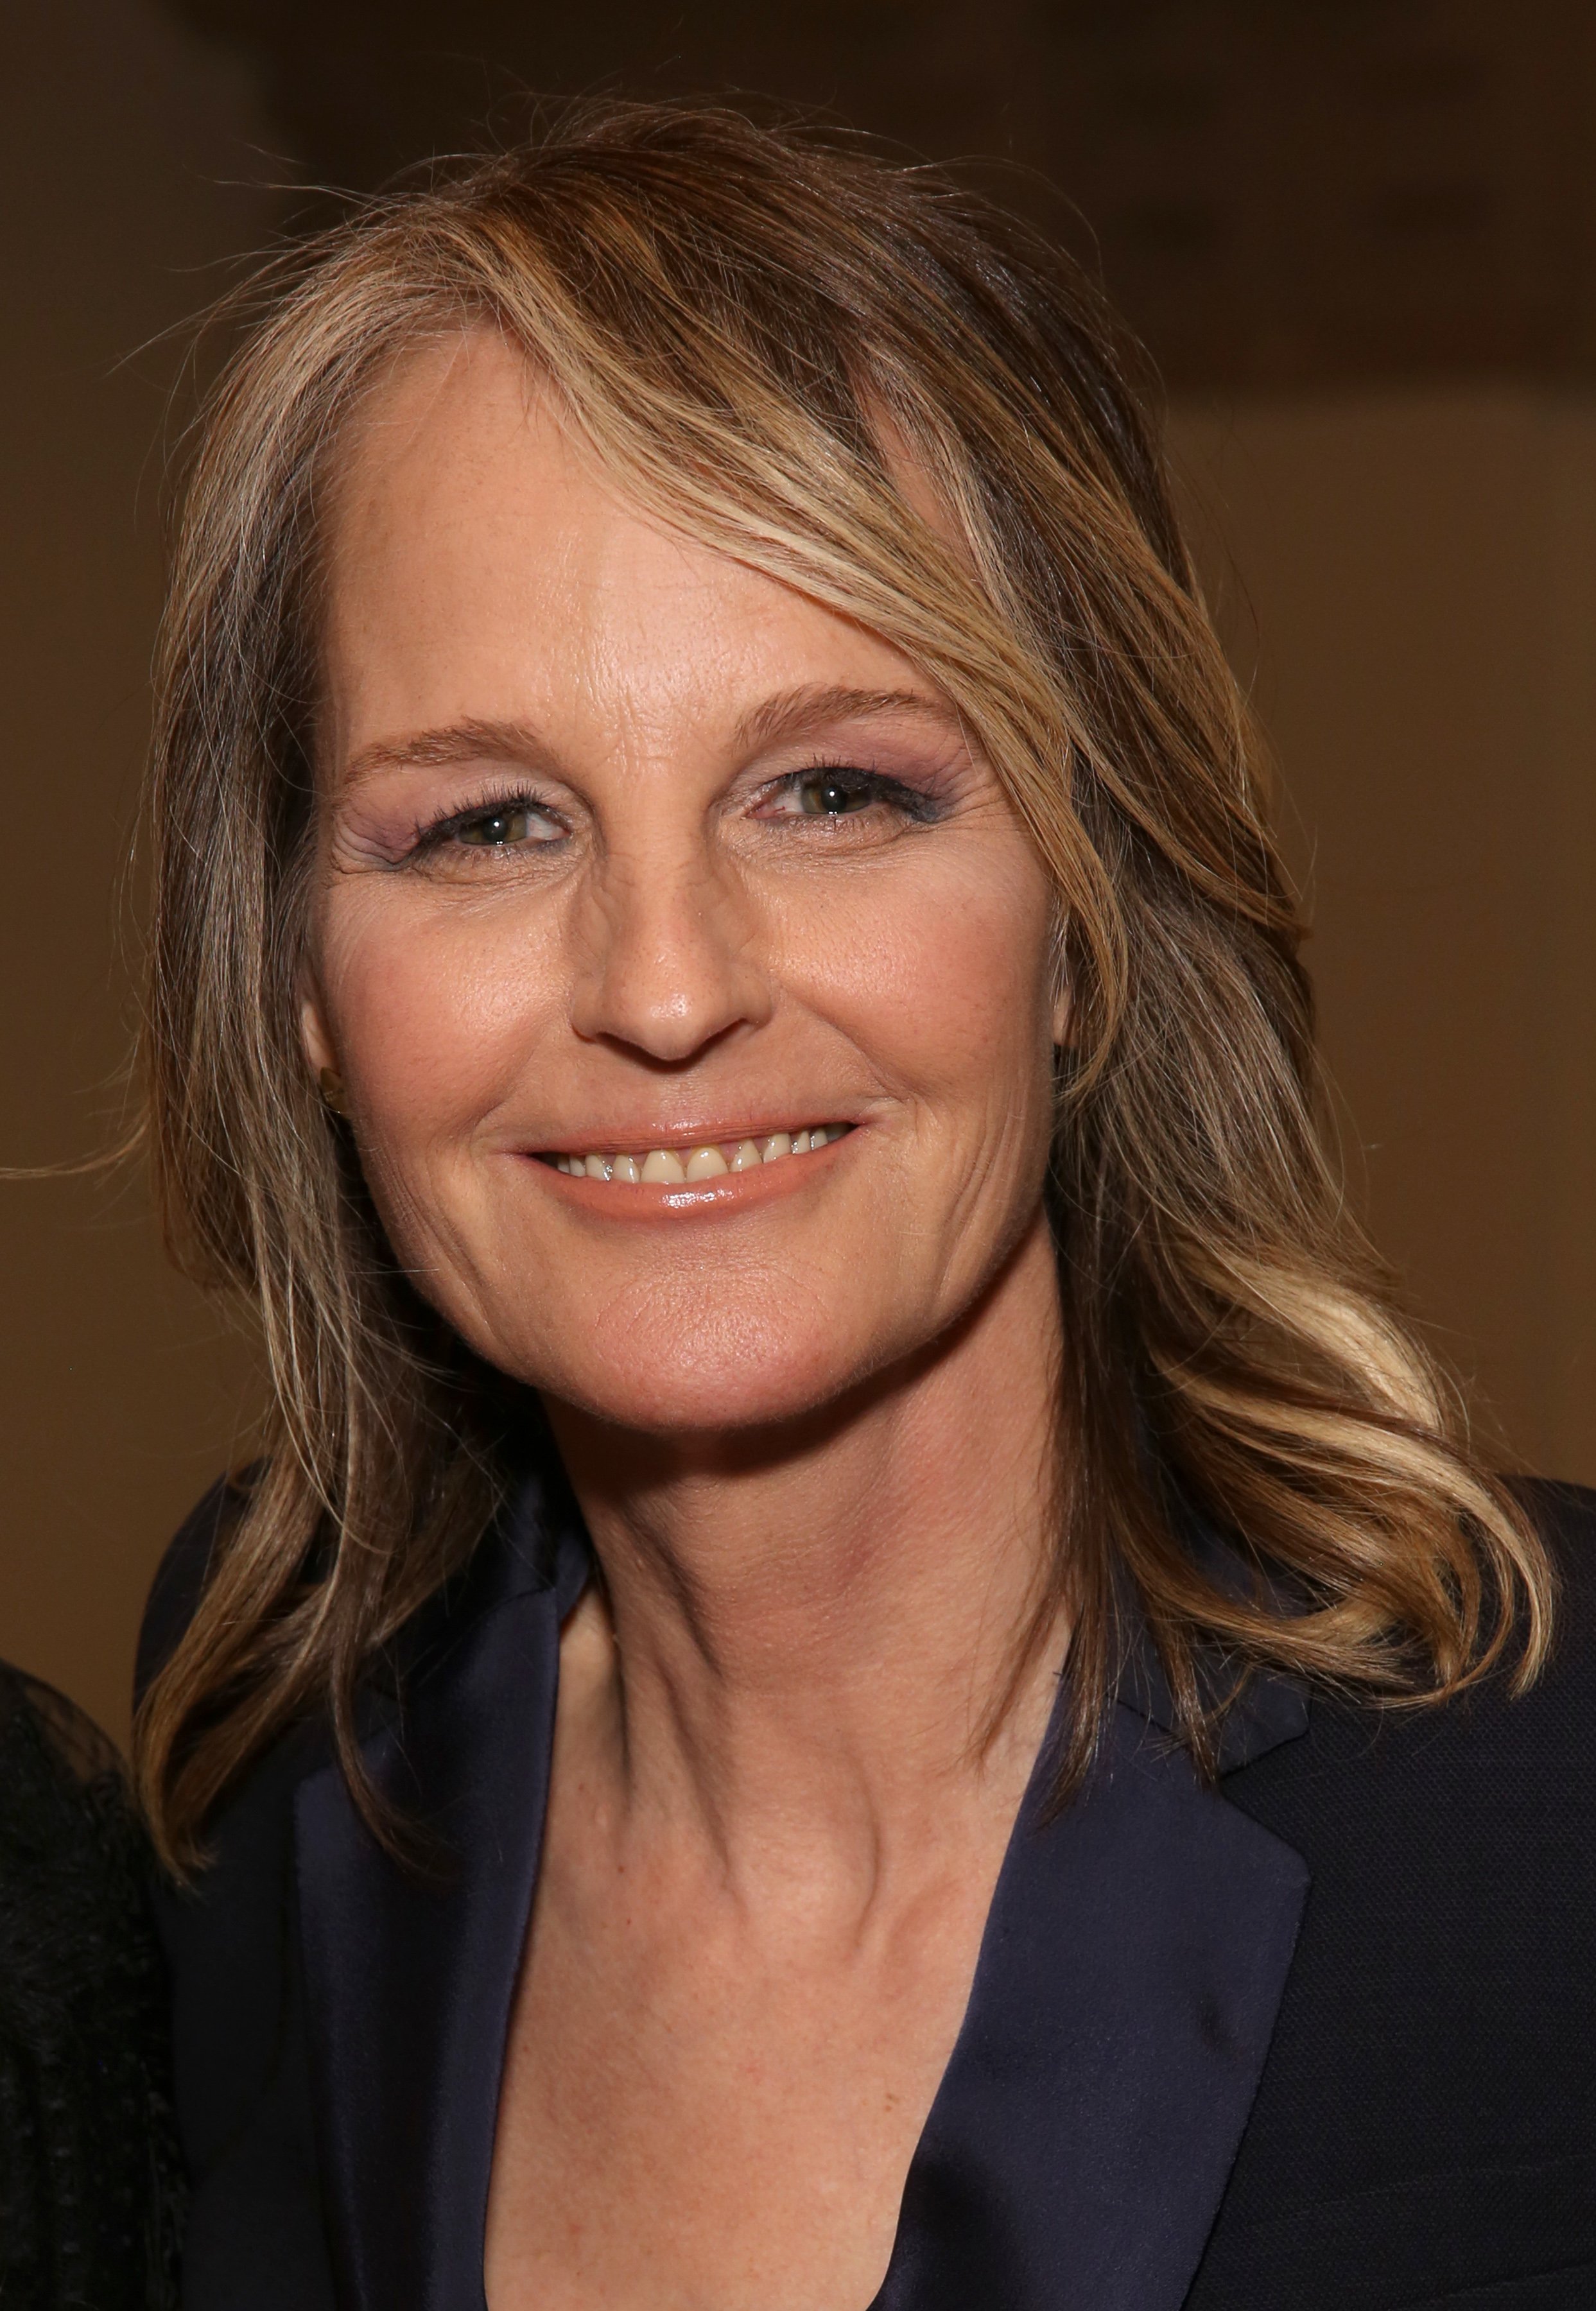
305, 332, 1073, 2310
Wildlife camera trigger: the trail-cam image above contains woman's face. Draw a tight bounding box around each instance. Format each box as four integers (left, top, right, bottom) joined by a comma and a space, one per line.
305, 332, 1064, 1434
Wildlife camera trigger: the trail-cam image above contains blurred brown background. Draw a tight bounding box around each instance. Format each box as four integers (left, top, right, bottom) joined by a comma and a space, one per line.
4, 0, 1595, 1745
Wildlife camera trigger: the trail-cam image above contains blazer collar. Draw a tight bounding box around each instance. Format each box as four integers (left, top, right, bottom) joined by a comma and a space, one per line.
295, 1487, 1309, 2311
1119, 1621, 1311, 1772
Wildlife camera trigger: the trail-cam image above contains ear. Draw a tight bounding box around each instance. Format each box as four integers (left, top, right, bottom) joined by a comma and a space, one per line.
299, 976, 337, 1078
1050, 983, 1072, 1050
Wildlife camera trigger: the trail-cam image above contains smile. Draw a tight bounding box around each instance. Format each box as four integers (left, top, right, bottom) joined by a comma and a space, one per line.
540, 1123, 853, 1183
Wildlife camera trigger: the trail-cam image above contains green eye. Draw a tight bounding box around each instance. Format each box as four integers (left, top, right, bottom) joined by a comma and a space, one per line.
457, 807, 533, 847
797, 775, 871, 817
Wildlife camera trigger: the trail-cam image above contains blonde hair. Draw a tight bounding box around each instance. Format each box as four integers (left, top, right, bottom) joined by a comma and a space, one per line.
135, 100, 1552, 1869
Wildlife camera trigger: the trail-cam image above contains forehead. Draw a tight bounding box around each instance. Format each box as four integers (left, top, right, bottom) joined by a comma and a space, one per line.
319, 331, 941, 770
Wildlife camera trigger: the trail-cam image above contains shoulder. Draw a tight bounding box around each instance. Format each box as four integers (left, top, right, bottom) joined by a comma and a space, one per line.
1519, 1472, 1596, 1727
1519, 1467, 1596, 1586
134, 1459, 546, 1823
1219, 1475, 1596, 2099
1523, 1470, 1596, 1641
1231, 1474, 1596, 1840
1220, 1473, 1596, 2106
1196, 1480, 1596, 2286
134, 1467, 259, 1708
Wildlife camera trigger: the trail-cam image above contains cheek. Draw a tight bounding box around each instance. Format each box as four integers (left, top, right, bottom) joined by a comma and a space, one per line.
781, 850, 1057, 1125
317, 895, 557, 1140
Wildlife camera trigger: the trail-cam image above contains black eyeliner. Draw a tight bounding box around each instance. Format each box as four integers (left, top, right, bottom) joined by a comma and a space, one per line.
772, 761, 945, 824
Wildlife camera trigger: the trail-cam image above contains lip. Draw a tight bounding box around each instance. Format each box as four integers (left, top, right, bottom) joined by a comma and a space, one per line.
520, 1114, 858, 1157
514, 1126, 853, 1216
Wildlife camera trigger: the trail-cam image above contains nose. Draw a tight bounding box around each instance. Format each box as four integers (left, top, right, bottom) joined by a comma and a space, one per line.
568, 835, 774, 1064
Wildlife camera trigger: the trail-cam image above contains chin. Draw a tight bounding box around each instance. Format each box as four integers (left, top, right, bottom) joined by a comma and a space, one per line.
562, 1347, 867, 1439
504, 1299, 899, 1440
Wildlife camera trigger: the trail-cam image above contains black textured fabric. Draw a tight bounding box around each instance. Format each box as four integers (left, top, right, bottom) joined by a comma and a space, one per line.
0, 1665, 184, 2310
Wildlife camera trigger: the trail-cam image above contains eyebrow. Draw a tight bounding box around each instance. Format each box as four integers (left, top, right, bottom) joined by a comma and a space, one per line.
730, 683, 964, 755
338, 715, 561, 793
337, 684, 963, 793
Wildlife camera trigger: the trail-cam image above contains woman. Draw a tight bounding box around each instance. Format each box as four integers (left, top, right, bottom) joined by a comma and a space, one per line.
134, 103, 1595, 2310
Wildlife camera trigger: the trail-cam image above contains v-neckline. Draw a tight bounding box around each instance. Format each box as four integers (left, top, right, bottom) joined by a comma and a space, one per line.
485, 1518, 1075, 2311
295, 1467, 1311, 2311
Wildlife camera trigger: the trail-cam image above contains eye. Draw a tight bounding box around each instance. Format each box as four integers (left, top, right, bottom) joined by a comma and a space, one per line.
756, 766, 937, 826
796, 772, 874, 818
412, 792, 566, 858
455, 804, 543, 847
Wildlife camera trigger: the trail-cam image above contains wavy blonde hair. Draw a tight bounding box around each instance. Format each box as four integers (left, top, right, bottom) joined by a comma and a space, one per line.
135, 100, 1552, 1869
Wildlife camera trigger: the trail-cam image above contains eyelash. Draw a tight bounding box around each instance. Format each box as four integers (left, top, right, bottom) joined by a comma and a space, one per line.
404, 762, 942, 859
408, 786, 558, 857
768, 759, 942, 825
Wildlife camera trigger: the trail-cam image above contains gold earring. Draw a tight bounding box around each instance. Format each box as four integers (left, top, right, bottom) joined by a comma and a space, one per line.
318, 1067, 348, 1116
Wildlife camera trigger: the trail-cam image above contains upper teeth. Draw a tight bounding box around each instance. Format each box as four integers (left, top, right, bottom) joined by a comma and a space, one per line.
550, 1125, 849, 1181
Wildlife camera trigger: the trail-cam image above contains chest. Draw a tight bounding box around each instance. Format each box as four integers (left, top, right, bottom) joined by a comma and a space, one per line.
284, 1576, 1316, 2311
483, 1865, 990, 2311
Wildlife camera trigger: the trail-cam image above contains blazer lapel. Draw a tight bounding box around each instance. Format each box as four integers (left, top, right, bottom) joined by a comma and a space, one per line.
872, 1675, 1310, 2311
293, 1466, 1307, 2311
293, 1475, 587, 2311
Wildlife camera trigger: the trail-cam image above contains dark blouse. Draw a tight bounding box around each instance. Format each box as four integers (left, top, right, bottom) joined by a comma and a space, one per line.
0, 1663, 184, 2308
140, 1467, 1596, 2311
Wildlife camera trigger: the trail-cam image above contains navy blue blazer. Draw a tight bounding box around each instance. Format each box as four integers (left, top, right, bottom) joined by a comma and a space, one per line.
139, 1467, 1596, 2310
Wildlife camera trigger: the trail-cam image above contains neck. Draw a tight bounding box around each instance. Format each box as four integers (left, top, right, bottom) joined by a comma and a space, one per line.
544, 1214, 1068, 1901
